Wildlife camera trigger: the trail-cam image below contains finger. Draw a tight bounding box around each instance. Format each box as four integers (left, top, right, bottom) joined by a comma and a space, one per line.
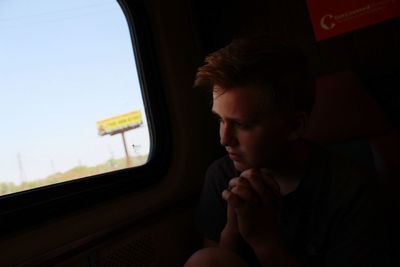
222, 189, 230, 201
226, 204, 238, 230
241, 169, 281, 207
230, 184, 259, 204
220, 205, 240, 250
228, 176, 251, 189
240, 169, 269, 200
228, 177, 239, 190
222, 189, 245, 209
227, 176, 258, 203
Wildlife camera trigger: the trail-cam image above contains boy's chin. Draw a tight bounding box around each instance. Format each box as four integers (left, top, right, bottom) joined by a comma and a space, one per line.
232, 161, 250, 172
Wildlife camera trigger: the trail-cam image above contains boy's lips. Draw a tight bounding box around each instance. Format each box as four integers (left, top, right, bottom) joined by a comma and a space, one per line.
228, 152, 242, 161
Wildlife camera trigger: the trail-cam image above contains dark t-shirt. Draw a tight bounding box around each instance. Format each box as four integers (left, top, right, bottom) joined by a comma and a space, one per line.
196, 143, 387, 266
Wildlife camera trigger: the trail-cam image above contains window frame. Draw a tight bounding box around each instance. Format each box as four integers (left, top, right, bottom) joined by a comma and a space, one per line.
0, 0, 171, 233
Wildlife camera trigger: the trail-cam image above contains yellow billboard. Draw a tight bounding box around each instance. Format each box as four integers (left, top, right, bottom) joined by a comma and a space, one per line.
96, 110, 142, 136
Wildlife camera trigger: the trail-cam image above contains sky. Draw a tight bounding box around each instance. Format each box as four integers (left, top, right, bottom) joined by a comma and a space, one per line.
0, 0, 150, 184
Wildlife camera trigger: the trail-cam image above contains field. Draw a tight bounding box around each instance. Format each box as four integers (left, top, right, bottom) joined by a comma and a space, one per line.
0, 155, 148, 196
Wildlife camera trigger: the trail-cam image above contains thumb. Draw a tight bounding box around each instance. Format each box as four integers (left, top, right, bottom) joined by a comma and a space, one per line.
226, 204, 238, 232
220, 204, 241, 250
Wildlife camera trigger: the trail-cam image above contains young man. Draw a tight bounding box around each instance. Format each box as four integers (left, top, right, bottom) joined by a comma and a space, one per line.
184, 37, 383, 267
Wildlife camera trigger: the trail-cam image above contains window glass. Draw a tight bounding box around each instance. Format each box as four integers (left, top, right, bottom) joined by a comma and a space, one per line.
0, 0, 150, 196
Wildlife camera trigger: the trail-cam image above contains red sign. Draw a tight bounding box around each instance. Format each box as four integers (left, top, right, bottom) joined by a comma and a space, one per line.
306, 0, 400, 41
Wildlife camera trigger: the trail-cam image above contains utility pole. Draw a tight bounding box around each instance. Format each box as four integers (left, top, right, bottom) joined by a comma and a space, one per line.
121, 130, 131, 167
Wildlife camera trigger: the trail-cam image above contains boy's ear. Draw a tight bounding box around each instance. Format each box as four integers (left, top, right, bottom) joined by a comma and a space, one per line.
287, 111, 309, 141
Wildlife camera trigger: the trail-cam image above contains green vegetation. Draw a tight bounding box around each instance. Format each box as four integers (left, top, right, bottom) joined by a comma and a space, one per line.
0, 155, 148, 196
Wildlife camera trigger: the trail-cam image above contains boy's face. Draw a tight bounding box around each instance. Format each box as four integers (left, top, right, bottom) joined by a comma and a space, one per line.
212, 86, 291, 172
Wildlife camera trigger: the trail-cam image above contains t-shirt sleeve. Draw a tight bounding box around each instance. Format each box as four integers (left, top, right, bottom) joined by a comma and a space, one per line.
195, 159, 230, 242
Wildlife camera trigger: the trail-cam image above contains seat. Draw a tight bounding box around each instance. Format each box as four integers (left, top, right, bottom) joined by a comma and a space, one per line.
305, 70, 399, 266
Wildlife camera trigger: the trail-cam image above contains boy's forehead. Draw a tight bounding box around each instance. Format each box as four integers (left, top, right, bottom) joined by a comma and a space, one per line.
211, 86, 274, 116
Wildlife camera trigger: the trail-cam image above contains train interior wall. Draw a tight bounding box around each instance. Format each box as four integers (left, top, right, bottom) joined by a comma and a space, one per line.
0, 0, 398, 266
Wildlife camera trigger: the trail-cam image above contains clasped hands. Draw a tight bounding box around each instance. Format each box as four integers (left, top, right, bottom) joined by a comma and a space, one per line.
220, 169, 283, 251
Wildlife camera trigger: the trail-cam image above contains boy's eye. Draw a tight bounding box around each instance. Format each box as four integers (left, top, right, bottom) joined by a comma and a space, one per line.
212, 113, 223, 123
234, 122, 252, 129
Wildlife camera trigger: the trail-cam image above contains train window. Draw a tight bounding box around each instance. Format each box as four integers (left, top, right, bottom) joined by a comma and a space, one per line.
0, 0, 152, 197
